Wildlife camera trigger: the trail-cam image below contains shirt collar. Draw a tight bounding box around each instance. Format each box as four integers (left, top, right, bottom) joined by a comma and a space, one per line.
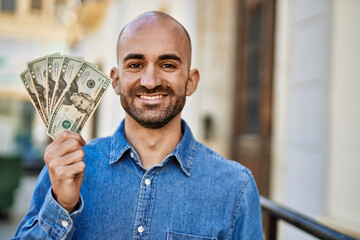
109, 119, 196, 177
109, 120, 132, 164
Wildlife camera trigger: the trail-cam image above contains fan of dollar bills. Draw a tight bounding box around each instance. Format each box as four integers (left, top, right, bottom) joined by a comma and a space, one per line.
20, 53, 112, 140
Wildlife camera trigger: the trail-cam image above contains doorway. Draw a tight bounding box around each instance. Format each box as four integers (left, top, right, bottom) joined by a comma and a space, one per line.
232, 0, 275, 197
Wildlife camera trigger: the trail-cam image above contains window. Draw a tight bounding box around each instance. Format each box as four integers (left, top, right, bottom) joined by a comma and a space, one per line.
245, 7, 262, 134
233, 0, 275, 198
1, 0, 16, 12
0, 97, 47, 173
55, 0, 66, 23
31, 0, 42, 11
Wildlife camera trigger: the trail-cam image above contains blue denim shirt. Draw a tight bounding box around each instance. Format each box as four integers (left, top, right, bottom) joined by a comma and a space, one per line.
14, 120, 263, 240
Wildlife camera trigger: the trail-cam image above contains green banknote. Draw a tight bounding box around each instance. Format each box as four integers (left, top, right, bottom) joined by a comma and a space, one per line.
47, 62, 112, 139
20, 53, 112, 139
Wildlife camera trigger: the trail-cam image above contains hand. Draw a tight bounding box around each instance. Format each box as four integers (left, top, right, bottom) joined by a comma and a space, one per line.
44, 131, 86, 213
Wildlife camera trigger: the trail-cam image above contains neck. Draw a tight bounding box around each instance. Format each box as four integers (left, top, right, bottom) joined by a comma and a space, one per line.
124, 114, 183, 170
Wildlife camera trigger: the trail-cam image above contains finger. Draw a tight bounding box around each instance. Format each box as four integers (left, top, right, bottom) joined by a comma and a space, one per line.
48, 131, 86, 151
55, 161, 86, 179
49, 137, 84, 157
45, 138, 84, 164
47, 149, 84, 170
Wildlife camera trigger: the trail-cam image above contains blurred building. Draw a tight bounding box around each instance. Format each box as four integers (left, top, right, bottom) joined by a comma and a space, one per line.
0, 0, 82, 169
0, 0, 359, 239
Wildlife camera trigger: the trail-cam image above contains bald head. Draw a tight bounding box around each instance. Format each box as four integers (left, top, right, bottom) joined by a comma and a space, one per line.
116, 11, 192, 68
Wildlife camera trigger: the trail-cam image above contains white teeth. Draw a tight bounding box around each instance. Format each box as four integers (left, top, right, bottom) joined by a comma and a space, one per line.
140, 95, 163, 100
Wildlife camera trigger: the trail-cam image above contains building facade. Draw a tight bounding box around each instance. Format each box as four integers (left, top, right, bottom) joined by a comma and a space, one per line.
0, 0, 79, 168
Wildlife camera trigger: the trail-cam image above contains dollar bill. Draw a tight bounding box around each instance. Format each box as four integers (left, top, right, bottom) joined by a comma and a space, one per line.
47, 62, 112, 139
20, 69, 48, 127
47, 55, 63, 116
27, 53, 59, 123
50, 56, 84, 114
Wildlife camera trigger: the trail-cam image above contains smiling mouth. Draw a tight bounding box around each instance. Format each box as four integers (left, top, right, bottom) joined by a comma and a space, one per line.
139, 94, 167, 100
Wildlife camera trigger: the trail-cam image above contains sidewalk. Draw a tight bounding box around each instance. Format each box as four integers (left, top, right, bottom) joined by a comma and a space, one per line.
0, 175, 37, 240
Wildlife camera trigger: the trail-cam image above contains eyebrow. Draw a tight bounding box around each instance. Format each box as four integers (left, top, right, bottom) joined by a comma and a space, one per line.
159, 54, 182, 63
123, 53, 145, 62
122, 53, 183, 64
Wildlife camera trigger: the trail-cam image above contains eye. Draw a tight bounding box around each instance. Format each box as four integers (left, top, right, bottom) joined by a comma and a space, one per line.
128, 63, 143, 69
161, 63, 176, 69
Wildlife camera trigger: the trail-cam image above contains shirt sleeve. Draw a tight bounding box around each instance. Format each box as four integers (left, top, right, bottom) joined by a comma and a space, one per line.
230, 172, 264, 240
12, 167, 84, 240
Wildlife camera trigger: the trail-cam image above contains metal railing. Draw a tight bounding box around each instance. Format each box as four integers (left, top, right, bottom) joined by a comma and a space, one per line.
260, 196, 358, 240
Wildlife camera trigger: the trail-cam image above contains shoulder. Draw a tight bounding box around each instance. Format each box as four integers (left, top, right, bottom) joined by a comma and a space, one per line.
193, 141, 254, 186
191, 141, 260, 215
84, 135, 111, 151
83, 135, 112, 162
195, 141, 251, 175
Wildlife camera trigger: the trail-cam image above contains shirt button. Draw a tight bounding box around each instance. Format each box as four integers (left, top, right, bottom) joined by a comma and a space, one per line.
130, 152, 134, 158
145, 178, 151, 186
138, 225, 144, 234
61, 220, 69, 227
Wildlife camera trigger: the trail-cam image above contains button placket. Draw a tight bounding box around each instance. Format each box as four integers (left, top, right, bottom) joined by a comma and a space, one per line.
132, 171, 158, 239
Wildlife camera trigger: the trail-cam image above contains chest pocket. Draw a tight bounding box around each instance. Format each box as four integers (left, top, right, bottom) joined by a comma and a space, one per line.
167, 231, 217, 240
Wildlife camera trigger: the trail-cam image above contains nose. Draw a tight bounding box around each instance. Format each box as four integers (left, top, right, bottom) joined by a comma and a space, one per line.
140, 65, 161, 90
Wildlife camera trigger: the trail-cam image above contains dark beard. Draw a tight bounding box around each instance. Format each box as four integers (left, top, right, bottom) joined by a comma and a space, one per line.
120, 85, 186, 129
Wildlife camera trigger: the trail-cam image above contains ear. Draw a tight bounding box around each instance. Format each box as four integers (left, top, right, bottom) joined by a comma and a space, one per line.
110, 67, 120, 95
186, 68, 200, 96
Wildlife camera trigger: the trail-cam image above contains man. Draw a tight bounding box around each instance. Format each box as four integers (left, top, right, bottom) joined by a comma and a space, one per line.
14, 11, 263, 239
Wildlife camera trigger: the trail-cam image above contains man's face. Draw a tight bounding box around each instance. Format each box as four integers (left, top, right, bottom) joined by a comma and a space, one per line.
114, 17, 193, 129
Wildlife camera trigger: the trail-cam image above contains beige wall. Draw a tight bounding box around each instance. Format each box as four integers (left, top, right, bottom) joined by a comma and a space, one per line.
271, 0, 291, 210
191, 0, 237, 158
326, 0, 360, 235
272, 0, 360, 238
